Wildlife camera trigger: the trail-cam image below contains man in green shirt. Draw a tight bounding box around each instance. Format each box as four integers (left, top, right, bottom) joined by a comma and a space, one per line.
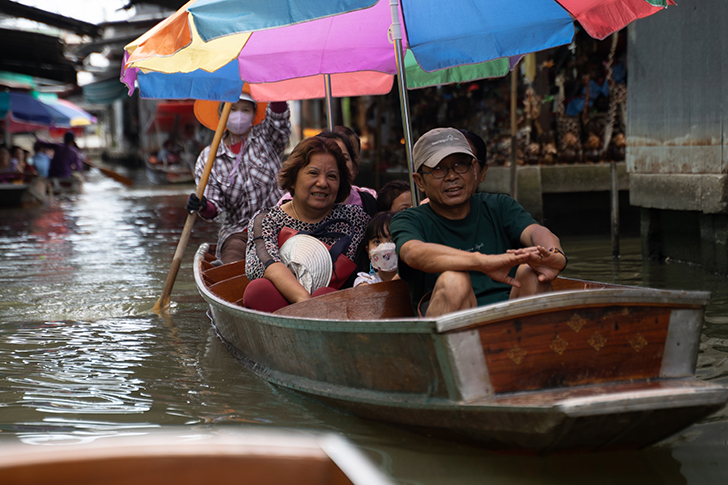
391, 128, 567, 317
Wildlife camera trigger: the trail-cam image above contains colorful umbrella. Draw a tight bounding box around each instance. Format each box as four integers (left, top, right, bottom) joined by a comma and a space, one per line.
41, 98, 97, 127
122, 0, 672, 102
122, 0, 674, 202
0, 91, 71, 128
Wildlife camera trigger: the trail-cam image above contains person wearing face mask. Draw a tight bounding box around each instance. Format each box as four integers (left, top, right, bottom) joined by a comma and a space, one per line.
185, 85, 291, 264
354, 211, 400, 287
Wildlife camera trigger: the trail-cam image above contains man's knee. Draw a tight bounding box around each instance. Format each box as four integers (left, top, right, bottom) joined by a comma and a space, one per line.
434, 271, 472, 296
512, 264, 552, 298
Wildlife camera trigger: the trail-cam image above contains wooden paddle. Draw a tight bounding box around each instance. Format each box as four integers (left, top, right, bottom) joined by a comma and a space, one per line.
83, 159, 134, 187
153, 102, 232, 313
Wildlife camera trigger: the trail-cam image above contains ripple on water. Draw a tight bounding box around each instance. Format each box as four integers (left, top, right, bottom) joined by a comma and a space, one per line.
2, 320, 154, 420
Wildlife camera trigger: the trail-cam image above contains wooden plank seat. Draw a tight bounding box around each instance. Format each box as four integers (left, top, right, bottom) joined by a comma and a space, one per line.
203, 260, 246, 285
209, 274, 251, 303
275, 280, 415, 320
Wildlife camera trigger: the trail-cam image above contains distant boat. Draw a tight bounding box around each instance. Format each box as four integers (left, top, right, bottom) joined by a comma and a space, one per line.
0, 429, 394, 485
145, 157, 195, 185
48, 173, 84, 196
193, 243, 728, 453
0, 173, 50, 208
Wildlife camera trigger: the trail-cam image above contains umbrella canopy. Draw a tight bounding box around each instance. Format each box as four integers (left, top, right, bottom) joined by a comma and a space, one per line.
0, 91, 71, 127
121, 0, 675, 205
122, 0, 672, 101
41, 98, 96, 127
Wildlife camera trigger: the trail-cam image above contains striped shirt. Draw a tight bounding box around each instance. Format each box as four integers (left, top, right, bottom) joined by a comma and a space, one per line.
194, 106, 291, 257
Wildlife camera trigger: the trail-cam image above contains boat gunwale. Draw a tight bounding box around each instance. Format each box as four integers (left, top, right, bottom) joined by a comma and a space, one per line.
194, 244, 710, 334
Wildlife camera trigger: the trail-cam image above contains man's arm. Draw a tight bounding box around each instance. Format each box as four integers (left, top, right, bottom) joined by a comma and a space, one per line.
399, 239, 537, 288
518, 224, 566, 281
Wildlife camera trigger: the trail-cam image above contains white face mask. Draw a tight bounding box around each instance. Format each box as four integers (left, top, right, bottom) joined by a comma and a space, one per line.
226, 111, 254, 135
370, 242, 398, 272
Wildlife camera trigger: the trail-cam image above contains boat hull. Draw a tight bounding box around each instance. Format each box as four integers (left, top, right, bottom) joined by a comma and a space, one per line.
194, 244, 728, 452
145, 161, 194, 185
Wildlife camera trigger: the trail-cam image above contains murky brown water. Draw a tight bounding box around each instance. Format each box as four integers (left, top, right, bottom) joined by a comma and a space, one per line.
1, 165, 727, 484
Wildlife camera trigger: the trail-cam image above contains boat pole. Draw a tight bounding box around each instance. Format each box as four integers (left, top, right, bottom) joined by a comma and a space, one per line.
153, 102, 232, 313
389, 0, 418, 206
610, 161, 620, 258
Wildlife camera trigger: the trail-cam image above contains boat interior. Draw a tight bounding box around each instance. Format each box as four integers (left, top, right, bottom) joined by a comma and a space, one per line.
198, 245, 623, 320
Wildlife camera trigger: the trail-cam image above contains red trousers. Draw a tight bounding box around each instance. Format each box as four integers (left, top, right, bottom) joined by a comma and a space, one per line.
243, 278, 336, 313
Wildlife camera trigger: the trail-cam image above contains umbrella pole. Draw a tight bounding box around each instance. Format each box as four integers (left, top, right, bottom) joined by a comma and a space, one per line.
152, 102, 233, 314
389, 0, 418, 206
324, 74, 334, 130
509, 65, 519, 200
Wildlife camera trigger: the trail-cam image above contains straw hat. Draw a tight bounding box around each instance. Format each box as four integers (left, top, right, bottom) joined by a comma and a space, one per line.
279, 235, 333, 294
193, 84, 268, 131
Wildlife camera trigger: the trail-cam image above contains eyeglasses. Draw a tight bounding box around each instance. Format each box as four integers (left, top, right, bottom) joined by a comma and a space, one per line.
419, 159, 474, 179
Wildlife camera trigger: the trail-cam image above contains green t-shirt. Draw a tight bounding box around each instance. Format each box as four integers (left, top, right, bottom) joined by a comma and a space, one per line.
391, 193, 537, 312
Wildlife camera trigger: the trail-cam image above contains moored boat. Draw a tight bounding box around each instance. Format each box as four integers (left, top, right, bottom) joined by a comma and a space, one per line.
0, 429, 394, 485
193, 243, 728, 453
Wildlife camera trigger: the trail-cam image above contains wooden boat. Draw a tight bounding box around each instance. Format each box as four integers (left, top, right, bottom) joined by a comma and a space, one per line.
49, 172, 84, 196
0, 174, 50, 208
145, 158, 195, 185
193, 243, 728, 453
0, 429, 394, 485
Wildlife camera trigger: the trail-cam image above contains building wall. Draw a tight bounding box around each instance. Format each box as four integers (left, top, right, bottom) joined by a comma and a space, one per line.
627, 0, 728, 270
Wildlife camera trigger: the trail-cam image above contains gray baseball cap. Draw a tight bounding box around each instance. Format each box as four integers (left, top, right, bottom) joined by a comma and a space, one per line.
413, 127, 474, 172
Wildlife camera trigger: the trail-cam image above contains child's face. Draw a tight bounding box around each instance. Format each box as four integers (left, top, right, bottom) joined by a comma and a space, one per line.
367, 232, 392, 258
390, 191, 412, 212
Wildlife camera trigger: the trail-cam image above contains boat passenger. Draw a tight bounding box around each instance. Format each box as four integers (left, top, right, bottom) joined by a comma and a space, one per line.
31, 142, 51, 178
277, 129, 378, 216
244, 136, 370, 312
459, 129, 488, 188
36, 132, 83, 179
390, 127, 567, 318
376, 180, 412, 213
354, 211, 400, 287
0, 145, 12, 176
185, 85, 291, 265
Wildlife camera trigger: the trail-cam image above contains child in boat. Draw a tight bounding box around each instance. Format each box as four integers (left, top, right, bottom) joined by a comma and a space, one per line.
354, 211, 399, 287
376, 180, 412, 213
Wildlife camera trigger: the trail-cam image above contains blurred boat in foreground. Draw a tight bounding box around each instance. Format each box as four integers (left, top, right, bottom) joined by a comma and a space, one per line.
0, 429, 394, 485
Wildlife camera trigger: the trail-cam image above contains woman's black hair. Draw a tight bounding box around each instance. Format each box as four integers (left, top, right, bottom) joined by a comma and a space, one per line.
376, 180, 410, 213
364, 211, 394, 245
317, 130, 355, 160
334, 125, 361, 161
459, 129, 487, 170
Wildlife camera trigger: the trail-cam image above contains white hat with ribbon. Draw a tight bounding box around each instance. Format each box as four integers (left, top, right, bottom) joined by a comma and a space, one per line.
279, 234, 333, 294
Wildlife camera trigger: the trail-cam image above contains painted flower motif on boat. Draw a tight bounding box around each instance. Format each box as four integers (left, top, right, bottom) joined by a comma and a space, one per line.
507, 346, 528, 365
588, 332, 607, 351
566, 314, 586, 333
629, 333, 648, 353
550, 334, 568, 355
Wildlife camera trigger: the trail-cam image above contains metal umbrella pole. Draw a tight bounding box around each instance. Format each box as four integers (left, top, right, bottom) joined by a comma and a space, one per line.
389, 0, 418, 206
324, 74, 335, 130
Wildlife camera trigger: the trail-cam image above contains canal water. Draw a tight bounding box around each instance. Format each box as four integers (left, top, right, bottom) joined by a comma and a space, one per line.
1, 166, 728, 484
